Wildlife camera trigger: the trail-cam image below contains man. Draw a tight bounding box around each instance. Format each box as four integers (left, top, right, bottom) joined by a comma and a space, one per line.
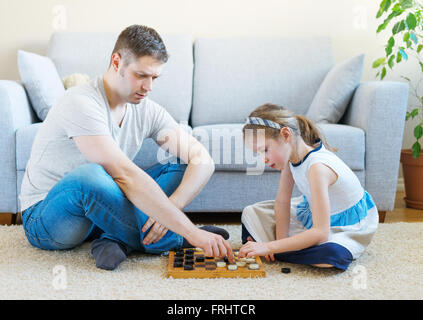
19, 25, 233, 270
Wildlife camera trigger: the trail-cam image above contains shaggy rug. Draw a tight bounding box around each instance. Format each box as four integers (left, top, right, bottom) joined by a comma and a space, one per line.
0, 222, 422, 300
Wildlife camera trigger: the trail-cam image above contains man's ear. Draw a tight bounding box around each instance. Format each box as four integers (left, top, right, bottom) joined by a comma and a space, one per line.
110, 52, 122, 72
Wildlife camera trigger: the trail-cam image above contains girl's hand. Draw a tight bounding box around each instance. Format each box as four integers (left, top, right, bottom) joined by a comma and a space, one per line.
264, 253, 275, 262
238, 237, 272, 258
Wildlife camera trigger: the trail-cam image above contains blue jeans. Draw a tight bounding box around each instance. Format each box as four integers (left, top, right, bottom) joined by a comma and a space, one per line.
22, 162, 187, 254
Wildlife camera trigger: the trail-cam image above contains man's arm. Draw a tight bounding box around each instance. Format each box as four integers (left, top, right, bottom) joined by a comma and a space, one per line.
140, 126, 215, 245
157, 126, 215, 210
73, 135, 232, 259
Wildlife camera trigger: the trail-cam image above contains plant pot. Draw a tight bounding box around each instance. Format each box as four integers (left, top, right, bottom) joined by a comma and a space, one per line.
400, 149, 423, 210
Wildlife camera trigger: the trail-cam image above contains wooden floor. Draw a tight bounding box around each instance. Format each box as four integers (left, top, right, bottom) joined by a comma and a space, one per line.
384, 191, 423, 223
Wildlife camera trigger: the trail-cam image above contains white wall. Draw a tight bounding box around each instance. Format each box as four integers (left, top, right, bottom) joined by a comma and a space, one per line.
0, 0, 420, 153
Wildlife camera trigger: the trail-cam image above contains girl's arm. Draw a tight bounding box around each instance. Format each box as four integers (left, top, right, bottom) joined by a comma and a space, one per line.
274, 166, 294, 240
239, 162, 337, 258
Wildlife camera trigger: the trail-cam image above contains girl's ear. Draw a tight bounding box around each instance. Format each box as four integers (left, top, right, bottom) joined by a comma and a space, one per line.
279, 127, 291, 142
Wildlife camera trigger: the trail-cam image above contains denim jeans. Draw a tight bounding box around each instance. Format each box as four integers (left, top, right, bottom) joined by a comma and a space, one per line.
22, 162, 187, 254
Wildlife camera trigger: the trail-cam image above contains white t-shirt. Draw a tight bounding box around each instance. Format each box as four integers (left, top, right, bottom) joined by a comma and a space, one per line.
19, 75, 178, 211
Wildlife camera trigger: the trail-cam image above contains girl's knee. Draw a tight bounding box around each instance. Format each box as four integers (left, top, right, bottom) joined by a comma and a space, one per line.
241, 205, 254, 220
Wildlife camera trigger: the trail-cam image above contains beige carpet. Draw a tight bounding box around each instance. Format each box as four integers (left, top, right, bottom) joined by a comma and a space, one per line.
1, 222, 422, 300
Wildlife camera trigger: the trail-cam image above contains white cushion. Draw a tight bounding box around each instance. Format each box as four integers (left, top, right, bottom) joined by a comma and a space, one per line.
306, 54, 364, 124
17, 50, 65, 121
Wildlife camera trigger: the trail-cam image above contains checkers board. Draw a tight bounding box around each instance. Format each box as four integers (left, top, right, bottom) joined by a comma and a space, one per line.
167, 248, 266, 279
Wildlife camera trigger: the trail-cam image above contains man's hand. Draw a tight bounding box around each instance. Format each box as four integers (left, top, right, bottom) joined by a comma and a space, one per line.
186, 228, 234, 262
141, 217, 169, 245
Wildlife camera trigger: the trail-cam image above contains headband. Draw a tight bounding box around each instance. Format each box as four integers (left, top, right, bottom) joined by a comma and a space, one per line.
245, 117, 282, 130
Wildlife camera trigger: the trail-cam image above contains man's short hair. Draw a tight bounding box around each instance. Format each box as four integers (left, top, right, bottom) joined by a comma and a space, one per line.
111, 25, 168, 66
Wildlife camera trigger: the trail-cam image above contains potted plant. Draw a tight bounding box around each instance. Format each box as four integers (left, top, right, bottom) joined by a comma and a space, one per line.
373, 0, 423, 209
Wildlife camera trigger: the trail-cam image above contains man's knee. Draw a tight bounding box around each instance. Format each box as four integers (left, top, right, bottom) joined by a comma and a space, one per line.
62, 163, 115, 193
72, 163, 108, 179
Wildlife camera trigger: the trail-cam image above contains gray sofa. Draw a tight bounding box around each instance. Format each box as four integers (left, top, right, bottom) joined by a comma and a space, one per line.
0, 32, 409, 219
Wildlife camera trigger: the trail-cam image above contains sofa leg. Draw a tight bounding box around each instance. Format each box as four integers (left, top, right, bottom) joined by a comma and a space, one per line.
379, 211, 386, 223
0, 213, 14, 225
15, 212, 22, 225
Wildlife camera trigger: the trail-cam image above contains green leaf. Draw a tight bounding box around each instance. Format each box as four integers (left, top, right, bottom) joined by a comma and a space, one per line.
406, 111, 411, 121
401, 75, 411, 81
399, 48, 408, 60
406, 13, 417, 30
418, 44, 423, 53
372, 57, 386, 68
403, 32, 410, 42
377, 9, 403, 33
388, 36, 395, 48
396, 50, 403, 63
392, 3, 403, 12
411, 108, 419, 118
400, 0, 413, 10
381, 66, 387, 80
420, 61, 423, 72
415, 124, 423, 140
385, 36, 395, 56
393, 20, 406, 34
412, 141, 421, 159
388, 54, 395, 69
377, 0, 392, 18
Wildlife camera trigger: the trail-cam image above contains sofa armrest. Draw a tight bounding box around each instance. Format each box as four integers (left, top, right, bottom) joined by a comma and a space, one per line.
0, 80, 38, 213
343, 81, 409, 211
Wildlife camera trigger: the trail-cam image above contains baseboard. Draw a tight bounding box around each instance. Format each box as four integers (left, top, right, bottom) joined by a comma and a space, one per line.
397, 177, 404, 192
0, 213, 14, 225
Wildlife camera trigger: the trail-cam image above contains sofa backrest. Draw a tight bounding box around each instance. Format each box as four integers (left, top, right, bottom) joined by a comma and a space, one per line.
47, 32, 193, 123
191, 37, 334, 127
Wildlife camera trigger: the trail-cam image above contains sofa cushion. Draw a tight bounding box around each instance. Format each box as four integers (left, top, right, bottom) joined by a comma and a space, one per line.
17, 50, 65, 121
16, 123, 42, 171
47, 32, 193, 122
192, 123, 365, 172
191, 37, 334, 127
306, 54, 364, 124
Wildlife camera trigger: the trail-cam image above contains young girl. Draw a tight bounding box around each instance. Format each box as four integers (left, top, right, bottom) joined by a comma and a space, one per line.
238, 103, 378, 270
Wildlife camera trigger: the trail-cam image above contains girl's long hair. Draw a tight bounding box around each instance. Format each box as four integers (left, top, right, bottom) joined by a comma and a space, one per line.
243, 103, 336, 152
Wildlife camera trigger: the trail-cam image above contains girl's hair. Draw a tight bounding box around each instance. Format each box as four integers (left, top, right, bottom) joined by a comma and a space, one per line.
243, 103, 337, 152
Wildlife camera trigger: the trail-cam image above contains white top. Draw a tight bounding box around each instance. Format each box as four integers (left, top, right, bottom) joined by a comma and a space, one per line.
289, 141, 364, 215
19, 76, 178, 211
